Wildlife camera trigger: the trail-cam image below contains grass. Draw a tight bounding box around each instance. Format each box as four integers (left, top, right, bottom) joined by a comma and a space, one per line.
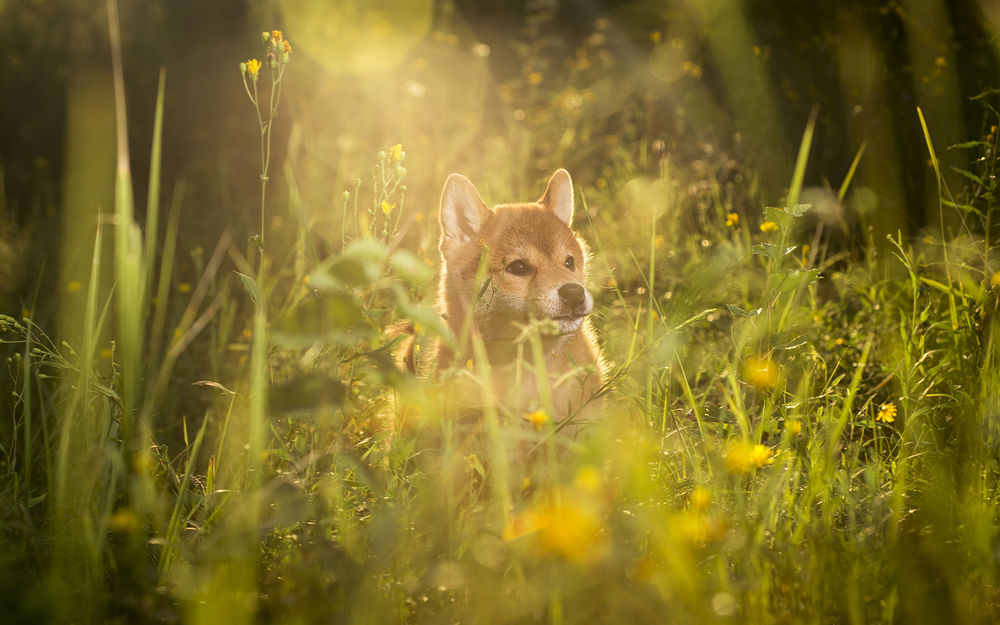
3, 13, 1000, 625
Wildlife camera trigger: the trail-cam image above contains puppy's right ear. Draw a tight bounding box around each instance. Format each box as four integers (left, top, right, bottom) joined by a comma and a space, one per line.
439, 174, 491, 254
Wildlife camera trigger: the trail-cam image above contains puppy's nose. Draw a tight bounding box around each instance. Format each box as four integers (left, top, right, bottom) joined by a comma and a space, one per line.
558, 283, 586, 311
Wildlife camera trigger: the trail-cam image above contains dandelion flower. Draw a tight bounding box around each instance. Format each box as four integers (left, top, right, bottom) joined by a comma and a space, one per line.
876, 402, 897, 423
726, 212, 739, 227
750, 444, 774, 467
536, 501, 606, 563
389, 144, 404, 162
743, 354, 780, 391
724, 440, 774, 473
759, 220, 779, 233
690, 486, 712, 510
524, 409, 549, 430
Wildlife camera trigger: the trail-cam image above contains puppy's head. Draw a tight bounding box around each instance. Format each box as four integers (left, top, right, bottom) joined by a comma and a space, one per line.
438, 170, 593, 341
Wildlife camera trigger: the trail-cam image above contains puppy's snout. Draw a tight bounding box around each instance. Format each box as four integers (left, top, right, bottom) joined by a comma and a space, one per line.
558, 283, 586, 311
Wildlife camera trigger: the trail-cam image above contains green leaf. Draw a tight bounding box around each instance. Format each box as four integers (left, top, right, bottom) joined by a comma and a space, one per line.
789, 203, 812, 217
948, 140, 989, 150
752, 243, 797, 261
389, 249, 435, 286
269, 374, 347, 414
235, 271, 262, 306
272, 293, 373, 347
764, 206, 794, 229
773, 269, 820, 293
725, 304, 761, 318
310, 239, 387, 290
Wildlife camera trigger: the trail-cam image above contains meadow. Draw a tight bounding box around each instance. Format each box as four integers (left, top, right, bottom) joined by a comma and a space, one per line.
2, 2, 1000, 624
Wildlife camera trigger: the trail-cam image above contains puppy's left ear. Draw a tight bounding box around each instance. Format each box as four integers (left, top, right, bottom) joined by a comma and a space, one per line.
540, 169, 574, 226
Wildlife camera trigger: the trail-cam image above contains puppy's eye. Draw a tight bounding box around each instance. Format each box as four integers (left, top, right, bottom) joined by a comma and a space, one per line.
505, 259, 530, 276
564, 256, 576, 271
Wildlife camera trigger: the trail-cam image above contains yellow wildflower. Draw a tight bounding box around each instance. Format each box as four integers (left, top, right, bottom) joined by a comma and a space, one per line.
67, 280, 82, 293
750, 444, 775, 467
990, 271, 1000, 289
389, 144, 404, 162
536, 501, 606, 563
689, 486, 712, 510
574, 466, 601, 492
271, 30, 283, 44
528, 71, 543, 85
502, 510, 544, 541
724, 440, 774, 473
759, 220, 779, 233
743, 354, 780, 391
787, 419, 802, 435
283, 40, 292, 55
109, 508, 138, 533
178, 282, 192, 293
876, 402, 897, 423
246, 58, 261, 79
380, 201, 395, 216
524, 409, 549, 430
726, 212, 739, 227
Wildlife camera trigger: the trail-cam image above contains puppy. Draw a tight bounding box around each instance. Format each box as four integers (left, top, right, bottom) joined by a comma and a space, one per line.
433, 169, 606, 427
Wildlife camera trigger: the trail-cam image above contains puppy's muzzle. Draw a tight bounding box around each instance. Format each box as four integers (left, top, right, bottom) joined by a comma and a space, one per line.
558, 283, 587, 315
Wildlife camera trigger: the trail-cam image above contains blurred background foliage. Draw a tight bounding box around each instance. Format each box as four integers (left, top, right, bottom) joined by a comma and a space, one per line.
3, 1, 1000, 623
2, 0, 999, 308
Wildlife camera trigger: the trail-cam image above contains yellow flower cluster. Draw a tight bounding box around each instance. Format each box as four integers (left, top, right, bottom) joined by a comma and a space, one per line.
502, 466, 608, 564
725, 212, 739, 227
759, 220, 779, 233
724, 440, 775, 473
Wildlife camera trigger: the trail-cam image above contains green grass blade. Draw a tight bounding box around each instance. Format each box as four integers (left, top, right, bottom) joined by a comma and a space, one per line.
787, 106, 818, 209
837, 141, 867, 203
143, 67, 166, 306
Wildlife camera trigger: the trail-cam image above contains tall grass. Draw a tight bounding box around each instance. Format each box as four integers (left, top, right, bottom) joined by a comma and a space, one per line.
3, 13, 1000, 625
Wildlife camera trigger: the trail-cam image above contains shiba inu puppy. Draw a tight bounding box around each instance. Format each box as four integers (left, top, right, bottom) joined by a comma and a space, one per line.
434, 169, 606, 427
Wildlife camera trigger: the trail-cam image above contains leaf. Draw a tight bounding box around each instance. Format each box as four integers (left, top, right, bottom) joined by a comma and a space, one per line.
764, 206, 794, 229
752, 243, 797, 261
674, 307, 720, 330
752, 243, 779, 261
309, 239, 387, 291
948, 140, 989, 150
192, 380, 237, 395
725, 304, 761, 318
272, 293, 373, 347
389, 249, 435, 286
269, 374, 347, 414
391, 284, 456, 349
773, 269, 820, 293
235, 271, 262, 306
789, 203, 812, 217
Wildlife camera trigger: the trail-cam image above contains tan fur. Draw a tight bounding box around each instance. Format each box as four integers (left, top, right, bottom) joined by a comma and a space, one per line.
433, 170, 606, 427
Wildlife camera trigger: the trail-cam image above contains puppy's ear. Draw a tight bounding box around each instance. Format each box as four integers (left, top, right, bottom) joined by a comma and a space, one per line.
440, 174, 491, 254
540, 169, 574, 226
